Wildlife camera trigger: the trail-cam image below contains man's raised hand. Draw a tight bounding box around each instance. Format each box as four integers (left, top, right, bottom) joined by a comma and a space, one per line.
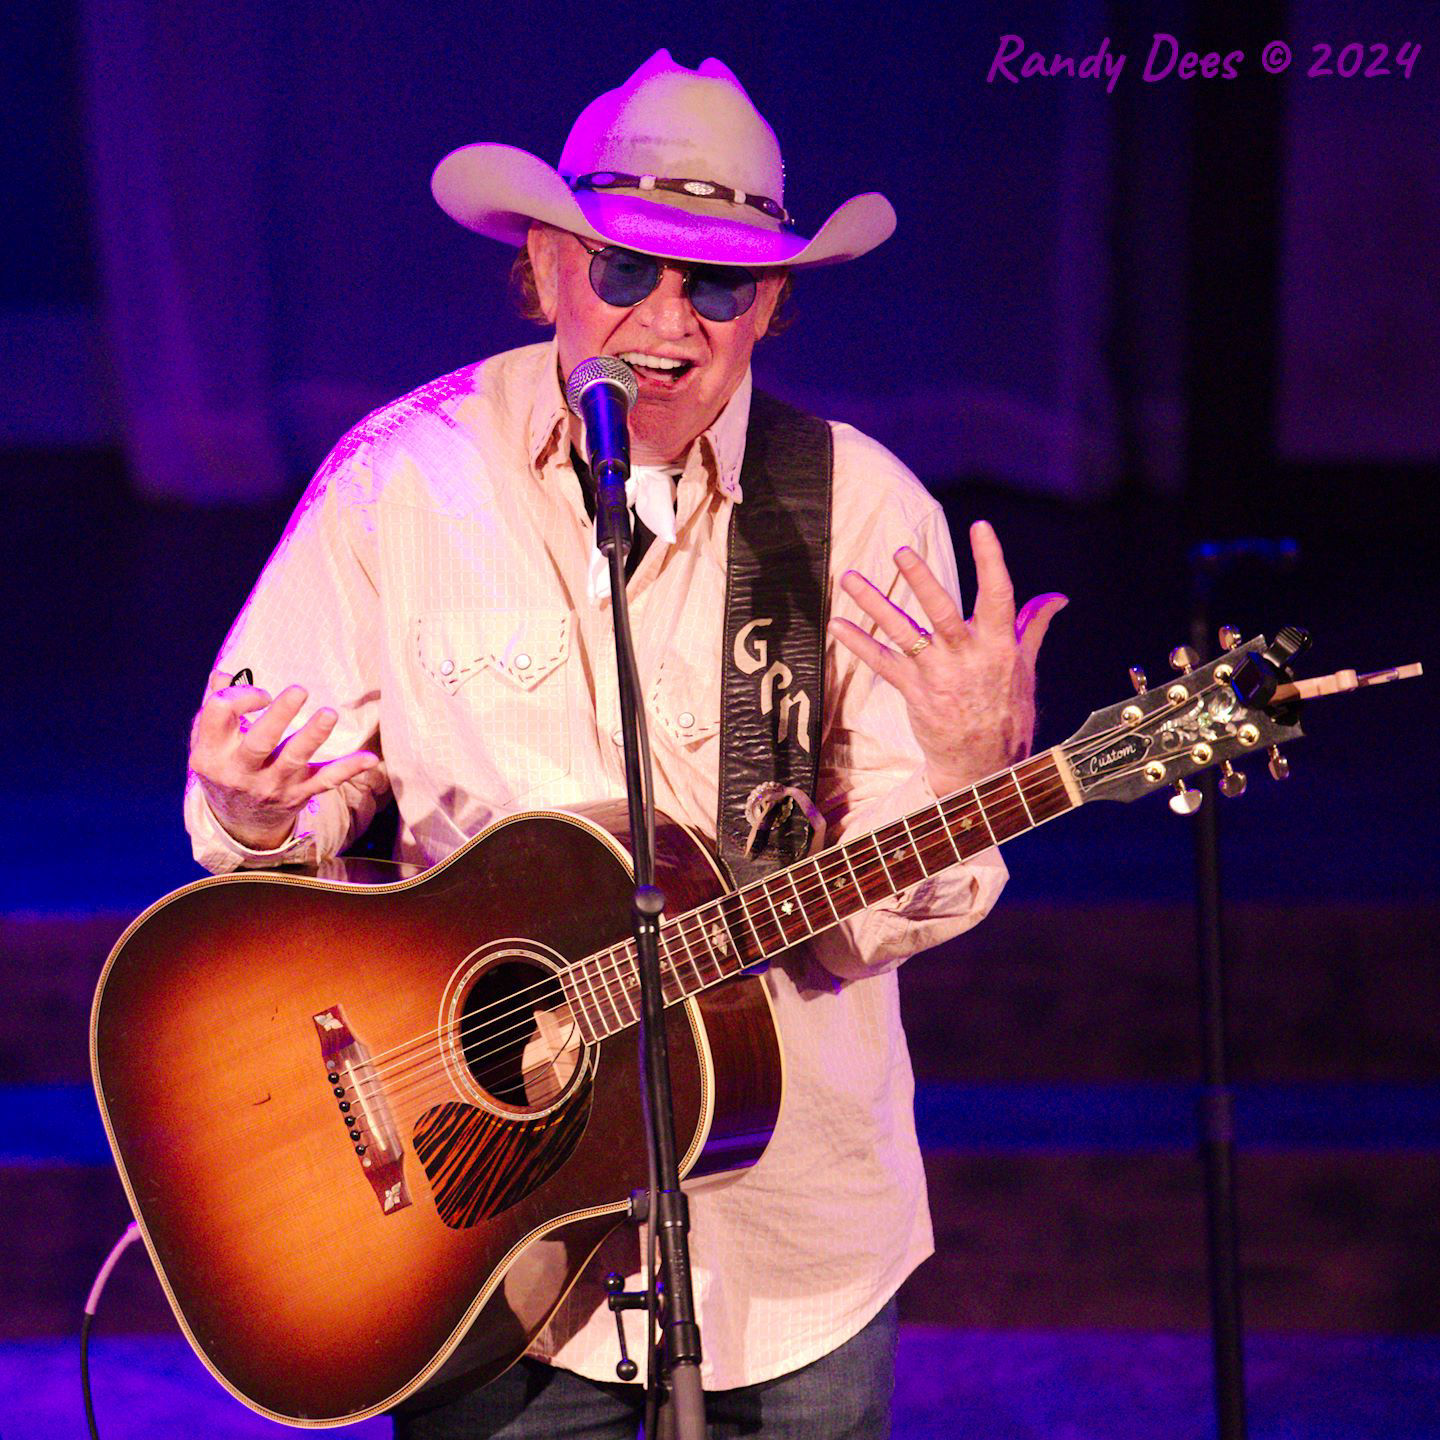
188, 673, 380, 851
828, 521, 1067, 797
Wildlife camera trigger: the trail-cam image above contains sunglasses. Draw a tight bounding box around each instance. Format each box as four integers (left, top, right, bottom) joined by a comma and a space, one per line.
573, 237, 758, 322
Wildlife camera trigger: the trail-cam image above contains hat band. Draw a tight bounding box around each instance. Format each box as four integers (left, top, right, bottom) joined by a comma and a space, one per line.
566, 171, 794, 229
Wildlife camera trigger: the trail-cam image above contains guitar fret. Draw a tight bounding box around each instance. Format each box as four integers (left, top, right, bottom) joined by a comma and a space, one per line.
607, 949, 639, 1029
869, 833, 899, 892
932, 798, 965, 864
1008, 769, 1036, 828
874, 819, 926, 892
624, 951, 647, 1022
715, 895, 763, 971
688, 912, 726, 986
820, 849, 863, 916
908, 807, 956, 873
734, 889, 773, 957
970, 789, 999, 847
689, 907, 723, 983
847, 840, 892, 904
670, 917, 708, 992
1019, 755, 1073, 824
658, 941, 684, 1006
804, 858, 843, 925
753, 882, 790, 948
560, 967, 599, 1046
977, 774, 1029, 842
943, 790, 993, 859
575, 956, 609, 1036
780, 870, 819, 939
593, 950, 627, 1033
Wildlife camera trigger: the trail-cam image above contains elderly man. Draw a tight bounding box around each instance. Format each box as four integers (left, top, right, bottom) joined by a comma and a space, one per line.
186, 50, 1063, 1440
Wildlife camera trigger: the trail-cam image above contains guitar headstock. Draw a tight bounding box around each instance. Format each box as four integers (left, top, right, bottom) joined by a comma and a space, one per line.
1061, 633, 1306, 808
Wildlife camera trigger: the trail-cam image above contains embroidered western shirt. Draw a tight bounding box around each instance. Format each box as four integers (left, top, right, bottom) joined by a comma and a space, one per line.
184, 340, 1006, 1390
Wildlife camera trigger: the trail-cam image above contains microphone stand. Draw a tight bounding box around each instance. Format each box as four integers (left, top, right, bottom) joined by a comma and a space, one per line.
1185, 537, 1298, 1440
594, 458, 706, 1440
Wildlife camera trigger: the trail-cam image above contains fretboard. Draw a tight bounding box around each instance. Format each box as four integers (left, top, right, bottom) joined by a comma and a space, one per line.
559, 748, 1079, 1044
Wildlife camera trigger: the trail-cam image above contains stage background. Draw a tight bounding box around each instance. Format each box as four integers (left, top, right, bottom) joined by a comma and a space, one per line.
1, 1, 1436, 1435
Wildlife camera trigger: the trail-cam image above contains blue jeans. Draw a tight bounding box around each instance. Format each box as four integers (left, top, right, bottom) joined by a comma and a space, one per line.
393, 1296, 899, 1439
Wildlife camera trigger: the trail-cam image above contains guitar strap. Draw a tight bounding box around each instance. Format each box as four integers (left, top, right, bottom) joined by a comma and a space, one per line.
716, 390, 833, 887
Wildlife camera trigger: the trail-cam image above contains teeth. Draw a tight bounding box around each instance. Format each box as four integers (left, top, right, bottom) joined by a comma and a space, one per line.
619, 352, 687, 372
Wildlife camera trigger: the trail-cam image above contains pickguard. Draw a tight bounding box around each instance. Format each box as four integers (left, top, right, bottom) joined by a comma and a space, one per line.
413, 1080, 594, 1228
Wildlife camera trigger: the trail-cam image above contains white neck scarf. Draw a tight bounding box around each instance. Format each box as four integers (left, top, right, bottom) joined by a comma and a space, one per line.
587, 464, 679, 603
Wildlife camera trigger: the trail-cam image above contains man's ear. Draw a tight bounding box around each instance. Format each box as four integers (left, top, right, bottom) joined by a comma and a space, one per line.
751, 271, 787, 340
527, 224, 559, 324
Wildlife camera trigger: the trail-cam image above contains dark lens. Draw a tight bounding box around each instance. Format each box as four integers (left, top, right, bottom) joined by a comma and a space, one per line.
588, 247, 661, 307
686, 266, 757, 322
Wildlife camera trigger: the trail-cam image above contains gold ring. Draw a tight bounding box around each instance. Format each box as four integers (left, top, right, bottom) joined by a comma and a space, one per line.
904, 632, 933, 658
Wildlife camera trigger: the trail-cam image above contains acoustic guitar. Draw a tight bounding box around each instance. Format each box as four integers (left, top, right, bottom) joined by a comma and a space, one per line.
92, 635, 1333, 1426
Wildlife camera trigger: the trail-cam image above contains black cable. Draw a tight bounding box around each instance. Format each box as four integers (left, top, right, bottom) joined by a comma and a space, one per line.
81, 1221, 142, 1440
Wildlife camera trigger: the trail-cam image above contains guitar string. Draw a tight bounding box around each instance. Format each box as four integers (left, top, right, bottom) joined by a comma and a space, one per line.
343, 677, 1231, 1108
343, 774, 1075, 1109
343, 694, 1178, 1089
345, 730, 1175, 1110
350, 770, 1060, 1090
347, 755, 1158, 1114
342, 699, 1204, 1106
346, 744, 1090, 1087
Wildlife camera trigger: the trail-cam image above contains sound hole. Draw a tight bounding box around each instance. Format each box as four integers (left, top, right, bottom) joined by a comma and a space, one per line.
458, 959, 582, 1113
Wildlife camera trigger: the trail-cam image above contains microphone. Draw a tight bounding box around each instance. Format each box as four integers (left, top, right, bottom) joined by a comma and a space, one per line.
564, 356, 639, 487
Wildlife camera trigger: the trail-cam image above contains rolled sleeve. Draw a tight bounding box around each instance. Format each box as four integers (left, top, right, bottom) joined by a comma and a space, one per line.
184, 430, 389, 874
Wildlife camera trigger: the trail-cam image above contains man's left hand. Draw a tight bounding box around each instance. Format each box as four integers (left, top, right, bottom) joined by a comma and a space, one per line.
829, 520, 1067, 795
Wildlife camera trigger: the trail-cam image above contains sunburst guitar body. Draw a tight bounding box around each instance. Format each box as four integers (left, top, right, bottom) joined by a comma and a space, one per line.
91, 801, 781, 1426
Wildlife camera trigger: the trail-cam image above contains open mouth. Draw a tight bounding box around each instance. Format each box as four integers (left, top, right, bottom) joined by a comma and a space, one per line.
618, 351, 697, 388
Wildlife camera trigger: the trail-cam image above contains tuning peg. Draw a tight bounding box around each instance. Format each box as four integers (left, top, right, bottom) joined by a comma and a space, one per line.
1267, 746, 1290, 781
1169, 645, 1200, 674
1129, 666, 1148, 695
1219, 761, 1247, 798
1169, 779, 1203, 815
1218, 625, 1242, 651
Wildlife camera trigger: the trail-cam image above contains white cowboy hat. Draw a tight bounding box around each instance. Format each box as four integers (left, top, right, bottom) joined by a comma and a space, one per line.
431, 49, 895, 268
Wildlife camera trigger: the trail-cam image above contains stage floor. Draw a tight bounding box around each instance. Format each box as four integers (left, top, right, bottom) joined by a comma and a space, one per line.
5, 1328, 1439, 1439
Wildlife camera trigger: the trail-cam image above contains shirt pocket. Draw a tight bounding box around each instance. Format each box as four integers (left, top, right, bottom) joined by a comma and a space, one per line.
648, 649, 720, 749
413, 610, 573, 804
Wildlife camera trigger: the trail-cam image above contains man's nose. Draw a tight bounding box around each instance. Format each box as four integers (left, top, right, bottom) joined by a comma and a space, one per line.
634, 266, 696, 337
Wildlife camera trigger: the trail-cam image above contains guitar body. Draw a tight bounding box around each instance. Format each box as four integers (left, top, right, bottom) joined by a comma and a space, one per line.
90, 802, 782, 1426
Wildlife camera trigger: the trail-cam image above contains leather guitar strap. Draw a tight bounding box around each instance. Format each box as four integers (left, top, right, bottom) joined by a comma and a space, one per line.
716, 390, 833, 887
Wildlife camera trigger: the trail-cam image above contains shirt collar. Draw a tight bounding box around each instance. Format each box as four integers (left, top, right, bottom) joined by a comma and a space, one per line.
527, 339, 751, 505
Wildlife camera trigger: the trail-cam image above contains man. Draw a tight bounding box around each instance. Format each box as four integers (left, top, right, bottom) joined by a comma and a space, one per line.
186, 50, 1064, 1439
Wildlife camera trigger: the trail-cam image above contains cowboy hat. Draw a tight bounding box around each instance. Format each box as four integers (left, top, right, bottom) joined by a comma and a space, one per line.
431, 49, 895, 268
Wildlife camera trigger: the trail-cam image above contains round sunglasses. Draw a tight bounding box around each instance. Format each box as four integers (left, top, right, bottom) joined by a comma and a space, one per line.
574, 237, 758, 322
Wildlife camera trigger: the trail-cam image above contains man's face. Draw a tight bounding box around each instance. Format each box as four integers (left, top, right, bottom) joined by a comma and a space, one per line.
529, 226, 785, 465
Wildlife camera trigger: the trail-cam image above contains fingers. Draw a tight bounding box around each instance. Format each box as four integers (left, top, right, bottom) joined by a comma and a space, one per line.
828, 615, 916, 693
192, 681, 273, 752
300, 749, 382, 800
969, 521, 1018, 642
893, 548, 967, 644
237, 685, 310, 761
1016, 593, 1069, 668
274, 706, 339, 769
839, 570, 931, 652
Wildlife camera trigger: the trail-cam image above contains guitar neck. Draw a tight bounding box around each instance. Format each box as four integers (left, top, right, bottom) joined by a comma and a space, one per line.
560, 748, 1081, 1044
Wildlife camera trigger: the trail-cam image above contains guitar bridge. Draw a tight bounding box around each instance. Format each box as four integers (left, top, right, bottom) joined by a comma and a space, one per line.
313, 1004, 412, 1216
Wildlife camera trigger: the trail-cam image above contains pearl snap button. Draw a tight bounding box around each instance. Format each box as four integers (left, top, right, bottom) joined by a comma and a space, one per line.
440, 659, 455, 676
678, 711, 696, 728
514, 653, 531, 670
612, 729, 624, 746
